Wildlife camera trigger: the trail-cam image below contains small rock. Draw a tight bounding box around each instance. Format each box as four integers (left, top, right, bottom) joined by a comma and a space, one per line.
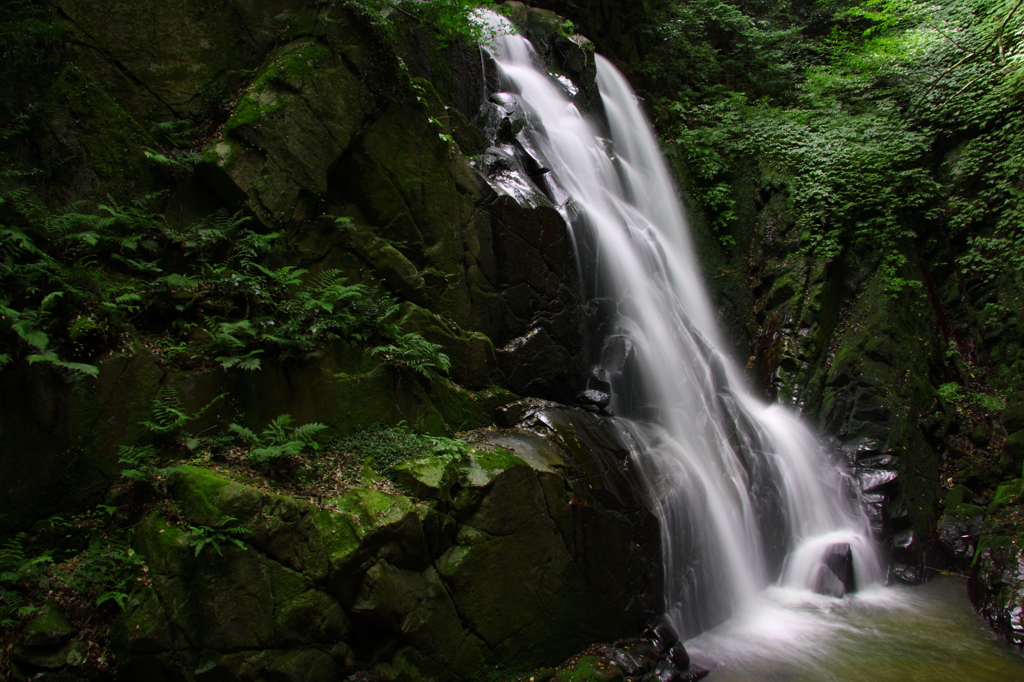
12, 639, 86, 670
648, 661, 683, 682
21, 601, 75, 647
667, 642, 690, 670
610, 644, 658, 676
644, 620, 679, 653
530, 668, 557, 682
812, 542, 856, 597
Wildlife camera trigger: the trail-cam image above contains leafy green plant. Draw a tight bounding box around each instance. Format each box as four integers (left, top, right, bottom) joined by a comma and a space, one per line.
118, 444, 159, 482
340, 0, 502, 45
937, 382, 964, 404
0, 533, 53, 626
118, 387, 226, 480
0, 294, 99, 377
370, 332, 451, 378
185, 518, 248, 557
426, 435, 473, 463
330, 424, 474, 478
0, 512, 145, 628
66, 534, 145, 609
229, 414, 328, 463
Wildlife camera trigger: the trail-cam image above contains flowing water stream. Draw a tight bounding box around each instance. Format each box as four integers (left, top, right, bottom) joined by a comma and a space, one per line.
475, 12, 1024, 678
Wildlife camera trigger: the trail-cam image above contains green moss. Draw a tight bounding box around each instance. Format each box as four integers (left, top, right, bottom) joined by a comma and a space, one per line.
331, 487, 415, 540
308, 508, 362, 565
945, 484, 972, 508
220, 39, 331, 137
393, 456, 456, 500
36, 64, 153, 185
132, 512, 192, 576
555, 656, 624, 682
472, 448, 523, 473
430, 379, 516, 432
991, 481, 1023, 511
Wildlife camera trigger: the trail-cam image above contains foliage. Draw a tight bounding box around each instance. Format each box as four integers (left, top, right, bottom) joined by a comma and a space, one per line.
0, 511, 144, 628
0, 0, 64, 118
646, 0, 1024, 296
426, 434, 474, 462
330, 424, 472, 477
337, 0, 502, 45
229, 414, 328, 463
66, 533, 145, 610
0, 534, 53, 626
117, 386, 227, 480
370, 331, 451, 377
0, 190, 414, 376
185, 518, 247, 557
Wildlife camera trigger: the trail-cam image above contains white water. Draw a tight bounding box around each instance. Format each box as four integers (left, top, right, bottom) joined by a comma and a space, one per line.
477, 14, 883, 639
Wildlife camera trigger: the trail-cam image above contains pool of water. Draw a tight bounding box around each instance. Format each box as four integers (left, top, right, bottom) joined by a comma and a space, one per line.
689, 576, 1024, 682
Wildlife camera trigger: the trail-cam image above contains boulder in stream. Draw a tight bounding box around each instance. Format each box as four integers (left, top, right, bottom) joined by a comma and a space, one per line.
813, 542, 856, 598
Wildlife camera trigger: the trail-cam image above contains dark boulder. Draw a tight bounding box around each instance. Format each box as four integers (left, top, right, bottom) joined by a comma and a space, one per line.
813, 542, 856, 598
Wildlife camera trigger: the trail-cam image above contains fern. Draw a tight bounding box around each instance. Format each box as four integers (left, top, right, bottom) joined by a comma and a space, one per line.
291, 422, 329, 447
141, 386, 189, 433
118, 444, 157, 481
25, 351, 100, 377
216, 349, 263, 371
229, 413, 328, 464
228, 423, 260, 446
138, 386, 225, 440
371, 332, 451, 378
185, 518, 247, 557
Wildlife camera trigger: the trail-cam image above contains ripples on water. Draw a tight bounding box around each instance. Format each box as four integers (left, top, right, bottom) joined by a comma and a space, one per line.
692, 576, 1024, 682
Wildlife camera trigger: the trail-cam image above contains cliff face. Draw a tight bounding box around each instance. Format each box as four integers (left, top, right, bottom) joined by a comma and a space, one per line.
0, 2, 662, 679
112, 406, 656, 681
5, 0, 1023, 676
0, 0, 593, 529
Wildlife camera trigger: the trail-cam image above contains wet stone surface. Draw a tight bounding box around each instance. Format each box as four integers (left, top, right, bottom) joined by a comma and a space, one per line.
547, 622, 713, 682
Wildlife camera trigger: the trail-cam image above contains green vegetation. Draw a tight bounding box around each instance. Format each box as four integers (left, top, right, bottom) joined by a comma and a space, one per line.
184, 519, 248, 557
0, 190, 449, 378
0, 511, 144, 630
340, 0, 503, 44
645, 0, 1024, 295
229, 414, 329, 464
329, 424, 474, 480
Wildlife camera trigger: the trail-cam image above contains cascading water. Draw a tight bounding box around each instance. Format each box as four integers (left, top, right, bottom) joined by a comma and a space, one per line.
476, 12, 884, 639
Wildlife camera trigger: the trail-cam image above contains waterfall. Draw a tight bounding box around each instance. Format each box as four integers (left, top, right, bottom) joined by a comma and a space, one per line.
476, 14, 884, 638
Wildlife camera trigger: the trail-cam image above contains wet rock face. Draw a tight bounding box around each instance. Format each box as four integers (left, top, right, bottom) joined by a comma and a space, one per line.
550, 621, 711, 682
114, 403, 659, 681
813, 542, 856, 598
2, 0, 601, 530
972, 542, 1024, 646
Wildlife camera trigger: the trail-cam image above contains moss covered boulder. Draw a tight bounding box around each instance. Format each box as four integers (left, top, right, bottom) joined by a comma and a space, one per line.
114, 404, 657, 681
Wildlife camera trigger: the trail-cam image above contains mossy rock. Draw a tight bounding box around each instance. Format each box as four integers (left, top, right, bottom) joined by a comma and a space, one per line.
554, 655, 625, 682
116, 403, 654, 680
202, 37, 375, 225
1006, 430, 1024, 468
393, 456, 458, 501
21, 601, 75, 647
1003, 400, 1024, 434
396, 302, 499, 388
55, 0, 298, 121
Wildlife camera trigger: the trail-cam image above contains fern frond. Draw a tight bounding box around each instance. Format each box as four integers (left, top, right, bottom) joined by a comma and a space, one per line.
291, 422, 328, 449
370, 332, 451, 378
228, 423, 260, 445
262, 414, 294, 444
26, 351, 99, 377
